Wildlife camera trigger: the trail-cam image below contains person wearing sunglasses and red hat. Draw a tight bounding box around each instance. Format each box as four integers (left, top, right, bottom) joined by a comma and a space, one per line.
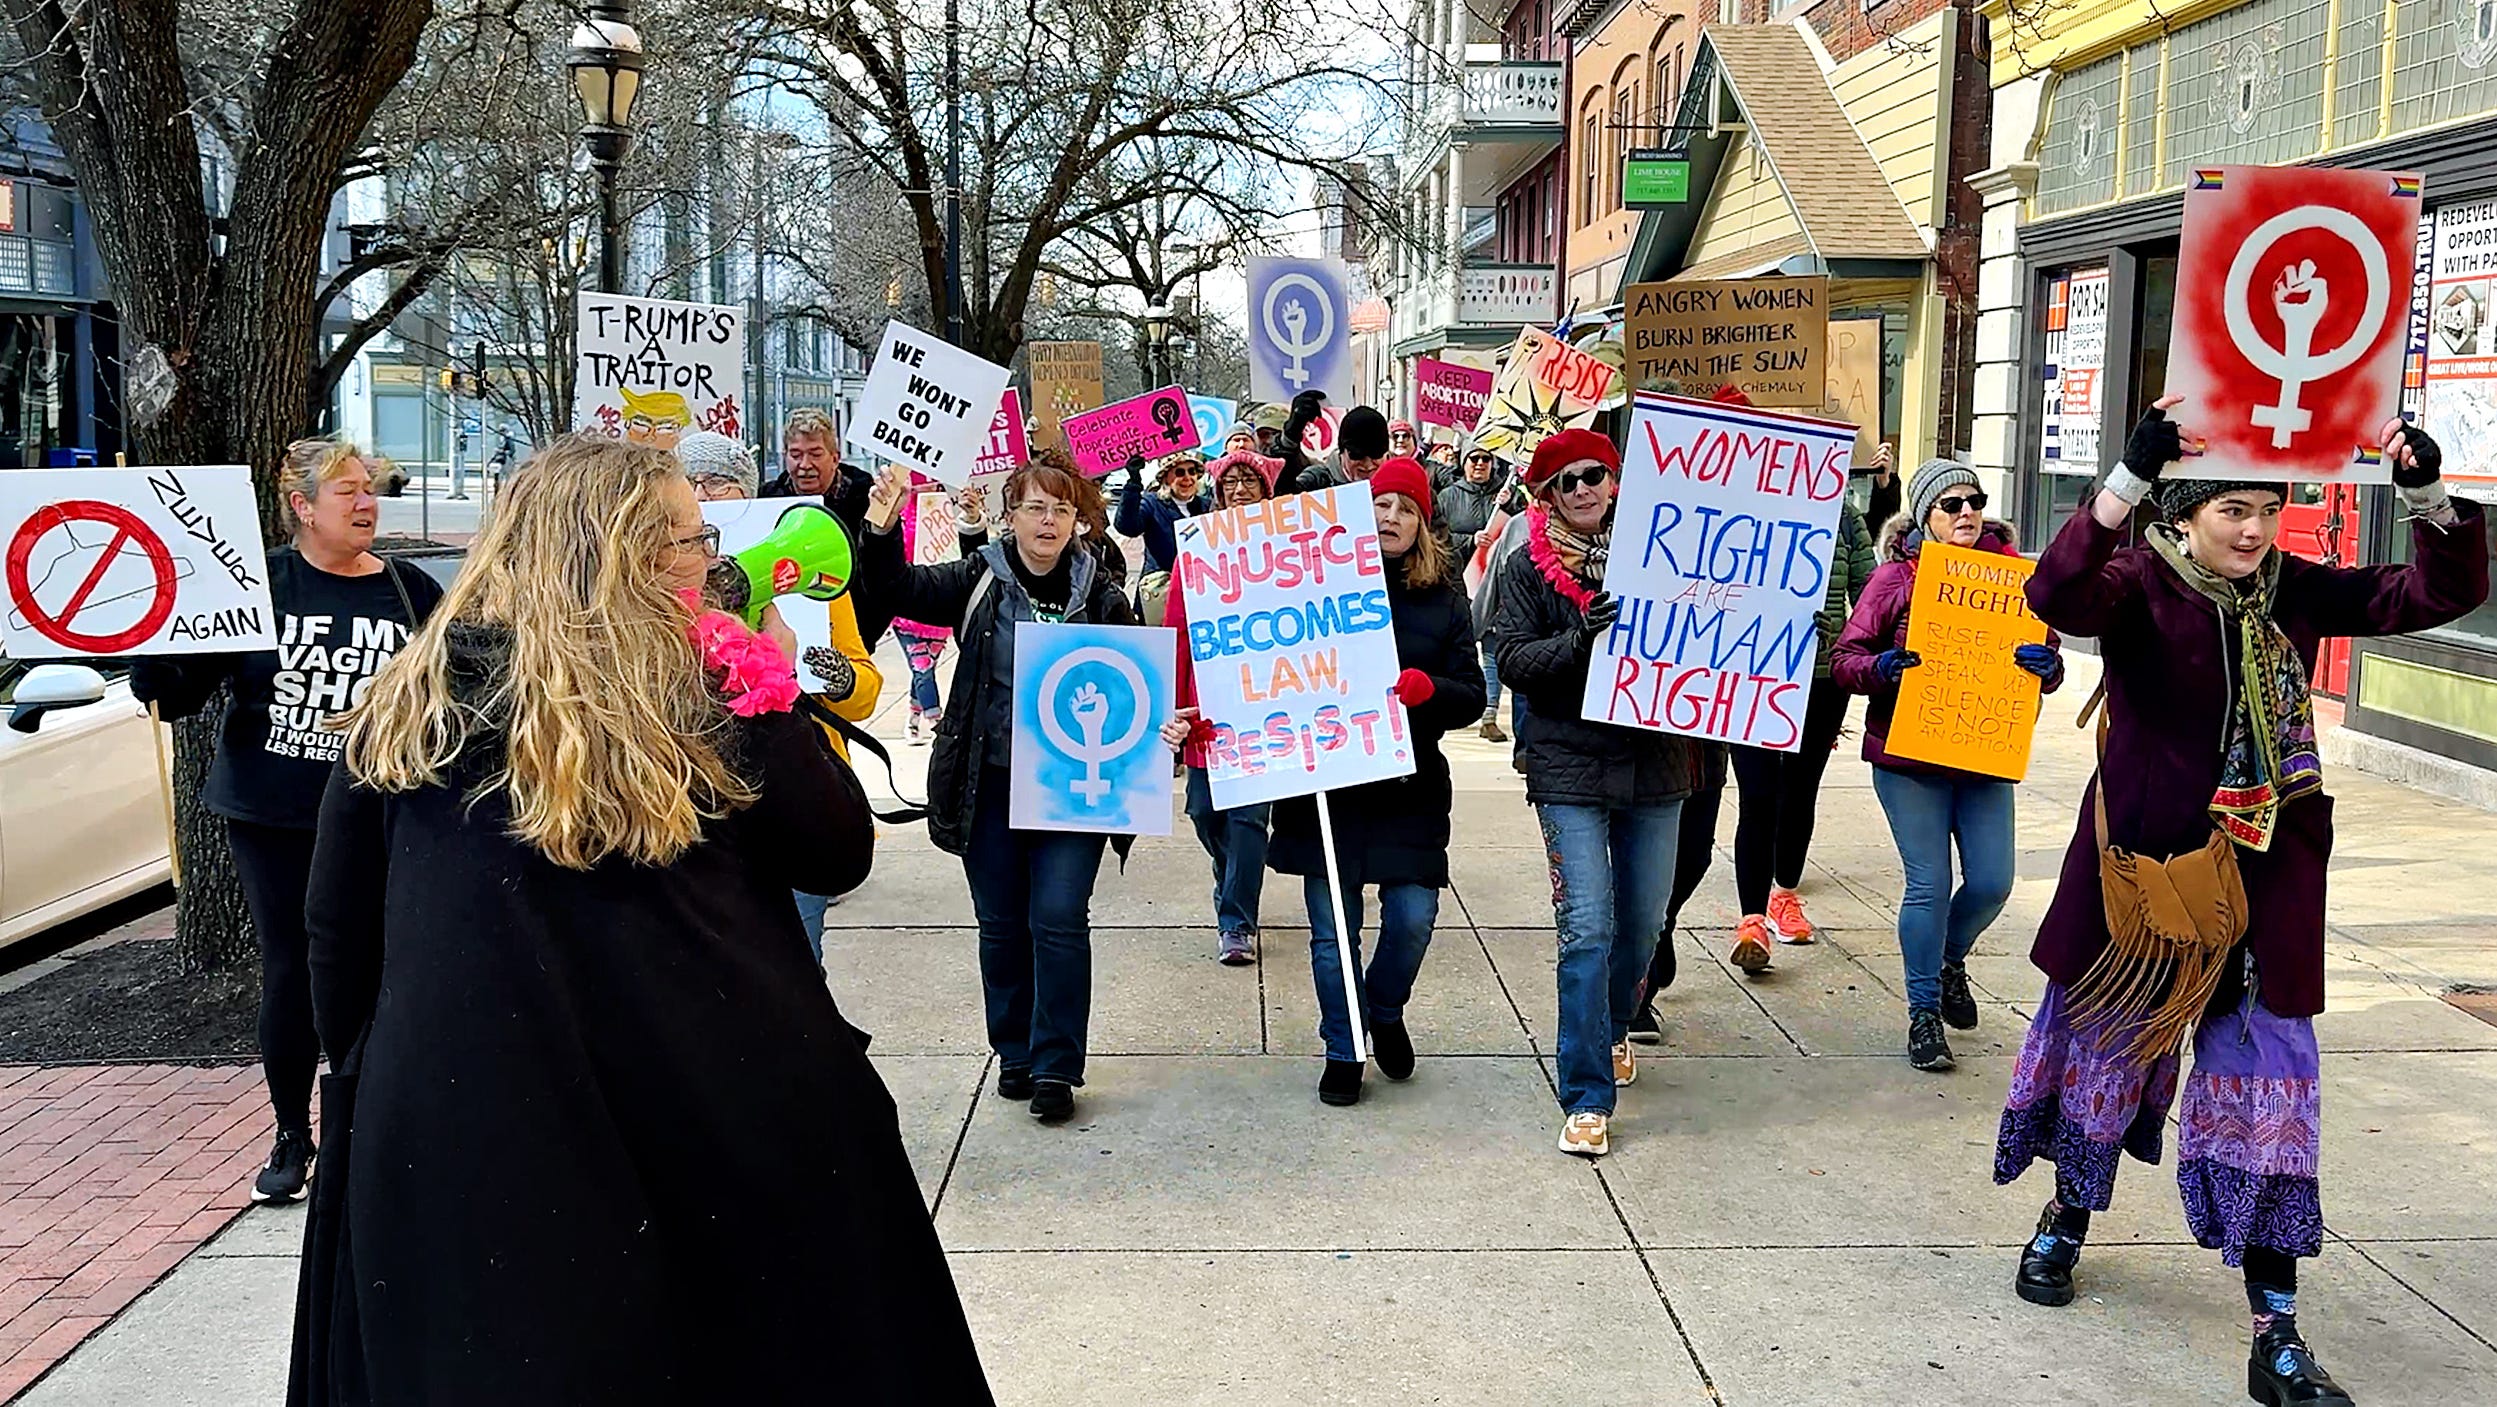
1492, 428, 1710, 1159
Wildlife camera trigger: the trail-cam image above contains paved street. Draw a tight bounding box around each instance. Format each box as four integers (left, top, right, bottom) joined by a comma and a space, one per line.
15, 645, 2497, 1404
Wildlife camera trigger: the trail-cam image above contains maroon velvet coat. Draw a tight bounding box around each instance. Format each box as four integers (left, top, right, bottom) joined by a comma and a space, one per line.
2023, 496, 2488, 1018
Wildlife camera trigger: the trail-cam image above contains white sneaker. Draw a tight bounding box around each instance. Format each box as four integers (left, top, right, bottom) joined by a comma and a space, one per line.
1558, 1111, 1610, 1158
1612, 1041, 1636, 1087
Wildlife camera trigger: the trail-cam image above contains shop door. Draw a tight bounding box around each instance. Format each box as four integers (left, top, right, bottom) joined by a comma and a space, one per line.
2278, 485, 2360, 696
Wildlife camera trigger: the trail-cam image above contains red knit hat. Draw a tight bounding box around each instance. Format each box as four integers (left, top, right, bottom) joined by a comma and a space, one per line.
1712, 384, 1754, 406
1524, 428, 1622, 490
1367, 456, 1432, 521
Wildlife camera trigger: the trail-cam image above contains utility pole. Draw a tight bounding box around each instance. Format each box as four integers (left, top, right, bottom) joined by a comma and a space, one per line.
944, 0, 964, 347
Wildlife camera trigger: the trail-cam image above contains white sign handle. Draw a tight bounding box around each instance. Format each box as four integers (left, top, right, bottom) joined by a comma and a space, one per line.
1313, 791, 1370, 1064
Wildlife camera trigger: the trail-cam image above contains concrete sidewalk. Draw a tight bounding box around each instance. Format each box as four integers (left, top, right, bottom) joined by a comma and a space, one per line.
20, 647, 2497, 1405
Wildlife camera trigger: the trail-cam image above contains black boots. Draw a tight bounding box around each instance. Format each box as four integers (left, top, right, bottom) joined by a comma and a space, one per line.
2249, 1326, 2354, 1406
1318, 1059, 1364, 1106
1371, 1021, 1415, 1081
2015, 1202, 2086, 1307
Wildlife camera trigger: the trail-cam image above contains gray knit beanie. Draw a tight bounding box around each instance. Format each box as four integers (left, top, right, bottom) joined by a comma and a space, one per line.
674, 431, 758, 497
2155, 477, 2279, 523
1906, 457, 1982, 524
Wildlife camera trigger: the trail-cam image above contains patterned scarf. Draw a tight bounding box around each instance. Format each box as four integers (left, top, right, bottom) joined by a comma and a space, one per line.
2146, 527, 2321, 852
1526, 506, 1608, 608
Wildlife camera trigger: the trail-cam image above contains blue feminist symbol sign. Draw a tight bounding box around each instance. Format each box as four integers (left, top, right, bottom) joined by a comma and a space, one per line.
1009, 622, 1177, 835
1246, 256, 1353, 405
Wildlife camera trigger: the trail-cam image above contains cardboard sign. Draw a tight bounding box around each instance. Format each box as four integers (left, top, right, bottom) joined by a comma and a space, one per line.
846, 321, 1013, 487
1026, 341, 1104, 450
1172, 483, 1415, 809
1826, 313, 1886, 464
0, 466, 276, 658
1622, 276, 1827, 406
1883, 542, 2049, 780
1059, 385, 1201, 478
1009, 622, 1177, 835
2419, 197, 2497, 503
574, 293, 745, 445
1188, 395, 1239, 451
1582, 393, 1855, 751
1472, 328, 1616, 464
975, 387, 1031, 479
1248, 256, 1355, 404
2166, 164, 2423, 483
1415, 356, 1495, 430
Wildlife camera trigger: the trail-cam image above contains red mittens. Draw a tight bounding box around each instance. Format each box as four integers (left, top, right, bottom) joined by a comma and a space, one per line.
1392, 669, 1434, 707
1187, 716, 1218, 748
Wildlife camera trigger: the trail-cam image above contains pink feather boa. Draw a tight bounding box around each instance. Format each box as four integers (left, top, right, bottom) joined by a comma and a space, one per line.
681, 591, 799, 717
1523, 506, 1597, 610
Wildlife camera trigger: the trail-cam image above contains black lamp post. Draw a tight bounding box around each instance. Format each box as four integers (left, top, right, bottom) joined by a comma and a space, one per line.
1144, 302, 1175, 387
569, 4, 645, 295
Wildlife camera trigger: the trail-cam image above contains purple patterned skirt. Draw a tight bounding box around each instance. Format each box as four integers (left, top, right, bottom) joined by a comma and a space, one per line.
1994, 981, 2322, 1264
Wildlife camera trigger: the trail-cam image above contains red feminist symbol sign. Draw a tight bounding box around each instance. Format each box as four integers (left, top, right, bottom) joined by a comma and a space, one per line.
5, 500, 180, 654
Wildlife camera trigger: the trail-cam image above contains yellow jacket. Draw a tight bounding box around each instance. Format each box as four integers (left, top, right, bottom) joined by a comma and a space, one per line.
813, 594, 883, 761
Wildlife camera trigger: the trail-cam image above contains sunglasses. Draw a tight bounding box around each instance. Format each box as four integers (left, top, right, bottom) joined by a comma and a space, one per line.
1935, 492, 1988, 516
1554, 466, 1612, 493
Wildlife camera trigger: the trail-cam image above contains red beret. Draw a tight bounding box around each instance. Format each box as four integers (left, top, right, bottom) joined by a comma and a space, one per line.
1525, 428, 1622, 489
1367, 456, 1432, 521
1712, 385, 1754, 406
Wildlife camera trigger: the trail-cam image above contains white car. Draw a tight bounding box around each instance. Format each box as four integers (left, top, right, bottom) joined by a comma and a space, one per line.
1, 654, 173, 948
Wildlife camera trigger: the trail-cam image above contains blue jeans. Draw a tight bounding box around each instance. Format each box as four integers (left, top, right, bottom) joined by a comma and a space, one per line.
909, 663, 940, 712
1184, 766, 1270, 937
1482, 641, 1501, 713
792, 890, 832, 960
963, 768, 1109, 1084
1870, 766, 2015, 1012
1538, 801, 1684, 1115
1305, 876, 1440, 1063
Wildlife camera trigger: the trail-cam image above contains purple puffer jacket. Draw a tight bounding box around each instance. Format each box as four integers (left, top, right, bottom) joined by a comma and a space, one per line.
1829, 520, 2063, 782
2019, 494, 2486, 1019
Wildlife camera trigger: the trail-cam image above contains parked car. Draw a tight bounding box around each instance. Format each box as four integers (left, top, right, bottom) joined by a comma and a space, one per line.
1, 652, 172, 948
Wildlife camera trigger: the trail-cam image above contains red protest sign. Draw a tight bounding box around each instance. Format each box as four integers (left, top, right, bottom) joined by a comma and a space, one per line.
2166, 164, 2423, 483
975, 387, 1030, 478
1415, 357, 1493, 429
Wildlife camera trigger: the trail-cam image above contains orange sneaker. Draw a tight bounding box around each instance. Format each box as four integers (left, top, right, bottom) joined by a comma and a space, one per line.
1730, 915, 1774, 974
1766, 887, 1817, 945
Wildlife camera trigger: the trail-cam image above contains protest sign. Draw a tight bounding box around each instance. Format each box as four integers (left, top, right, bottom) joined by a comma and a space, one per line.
1173, 483, 1414, 810
1009, 622, 1177, 835
1582, 392, 1855, 751
2165, 164, 2423, 483
1883, 543, 2049, 780
2055, 269, 2111, 471
1248, 256, 1354, 404
1060, 385, 1202, 478
702, 500, 835, 687
1415, 356, 1495, 430
1, 467, 275, 658
910, 486, 960, 566
1299, 406, 1344, 457
1027, 341, 1104, 450
574, 293, 744, 445
2420, 197, 2497, 502
1622, 276, 1827, 406
1188, 395, 1239, 451
975, 387, 1031, 479
1471, 327, 1616, 464
846, 321, 1013, 487
1826, 313, 1886, 464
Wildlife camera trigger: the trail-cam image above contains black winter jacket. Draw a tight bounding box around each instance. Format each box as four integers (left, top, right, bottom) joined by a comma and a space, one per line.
1492, 537, 1706, 810
853, 530, 1135, 854
1267, 557, 1486, 888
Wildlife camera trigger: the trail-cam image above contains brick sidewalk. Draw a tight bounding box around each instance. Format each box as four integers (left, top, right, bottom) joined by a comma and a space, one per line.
0, 1065, 273, 1401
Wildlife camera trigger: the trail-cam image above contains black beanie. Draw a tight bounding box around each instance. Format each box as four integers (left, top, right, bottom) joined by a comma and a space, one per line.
2155, 477, 2281, 523
1339, 406, 1389, 460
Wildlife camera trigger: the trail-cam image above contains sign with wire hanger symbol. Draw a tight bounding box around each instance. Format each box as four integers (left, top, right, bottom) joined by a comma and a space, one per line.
0, 467, 276, 658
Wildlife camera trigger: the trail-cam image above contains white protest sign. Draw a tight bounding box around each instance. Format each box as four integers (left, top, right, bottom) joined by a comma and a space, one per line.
1, 467, 275, 658
846, 322, 1012, 487
1172, 482, 1414, 810
1582, 392, 1855, 752
573, 293, 745, 444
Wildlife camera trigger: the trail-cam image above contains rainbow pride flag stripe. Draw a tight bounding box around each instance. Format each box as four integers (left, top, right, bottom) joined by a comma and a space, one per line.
2191, 169, 2227, 190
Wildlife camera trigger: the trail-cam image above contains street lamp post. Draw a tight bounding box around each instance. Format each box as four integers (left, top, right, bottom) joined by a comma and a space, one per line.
569, 4, 646, 295
1144, 302, 1175, 387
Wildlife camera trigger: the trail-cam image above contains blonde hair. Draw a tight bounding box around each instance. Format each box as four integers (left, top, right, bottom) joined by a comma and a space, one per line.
1378, 492, 1453, 589
341, 433, 753, 870
618, 385, 691, 427
278, 438, 371, 532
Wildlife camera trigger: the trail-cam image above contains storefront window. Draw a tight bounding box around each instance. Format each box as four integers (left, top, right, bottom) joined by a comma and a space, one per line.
2386, 514, 2497, 643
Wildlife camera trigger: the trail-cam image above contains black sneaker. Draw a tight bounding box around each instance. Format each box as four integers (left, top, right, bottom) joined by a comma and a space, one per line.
1318, 1059, 1364, 1107
252, 1127, 315, 1204
2015, 1204, 2083, 1307
1908, 1009, 1956, 1072
996, 1065, 1034, 1101
2249, 1326, 2354, 1406
1938, 963, 1980, 1031
1371, 1021, 1415, 1081
1029, 1079, 1075, 1122
1627, 1001, 1664, 1045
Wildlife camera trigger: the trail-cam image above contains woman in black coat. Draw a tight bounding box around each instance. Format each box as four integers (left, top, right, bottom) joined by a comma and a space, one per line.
289, 434, 989, 1406
1261, 459, 1484, 1107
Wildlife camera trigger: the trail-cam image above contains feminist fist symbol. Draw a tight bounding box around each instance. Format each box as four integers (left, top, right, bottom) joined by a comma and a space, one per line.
2222, 206, 2389, 450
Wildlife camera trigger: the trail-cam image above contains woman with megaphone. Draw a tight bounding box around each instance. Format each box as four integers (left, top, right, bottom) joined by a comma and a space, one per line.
853, 451, 1141, 1125
290, 433, 991, 1404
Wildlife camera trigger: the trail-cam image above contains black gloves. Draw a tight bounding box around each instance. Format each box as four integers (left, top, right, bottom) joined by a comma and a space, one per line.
2120, 407, 2183, 480
1576, 591, 1620, 644
1122, 454, 1145, 483
2388, 422, 2444, 489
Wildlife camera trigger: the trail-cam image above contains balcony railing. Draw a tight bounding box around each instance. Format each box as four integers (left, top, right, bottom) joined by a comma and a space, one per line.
1460, 60, 1562, 126
1387, 260, 1557, 344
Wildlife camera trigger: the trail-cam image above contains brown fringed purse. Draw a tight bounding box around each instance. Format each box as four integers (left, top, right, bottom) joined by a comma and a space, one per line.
2063, 690, 2251, 1062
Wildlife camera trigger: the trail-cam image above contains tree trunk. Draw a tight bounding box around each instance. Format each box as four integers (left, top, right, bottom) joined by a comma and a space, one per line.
168, 704, 257, 973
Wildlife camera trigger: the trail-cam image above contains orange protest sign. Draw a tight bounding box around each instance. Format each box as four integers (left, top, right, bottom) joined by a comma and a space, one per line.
1884, 542, 2049, 780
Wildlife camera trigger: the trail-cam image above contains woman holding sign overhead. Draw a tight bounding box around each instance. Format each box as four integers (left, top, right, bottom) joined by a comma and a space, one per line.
1260, 458, 1484, 1108
1990, 407, 2482, 1407
854, 452, 1138, 1125
1832, 459, 2065, 1074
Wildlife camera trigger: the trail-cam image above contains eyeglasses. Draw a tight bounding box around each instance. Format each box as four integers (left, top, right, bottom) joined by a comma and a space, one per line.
668, 525, 722, 557
1555, 466, 1612, 494
1013, 500, 1076, 521
1935, 493, 1989, 516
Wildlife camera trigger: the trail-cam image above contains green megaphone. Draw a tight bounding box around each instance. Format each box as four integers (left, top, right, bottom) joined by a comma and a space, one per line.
716, 503, 855, 625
